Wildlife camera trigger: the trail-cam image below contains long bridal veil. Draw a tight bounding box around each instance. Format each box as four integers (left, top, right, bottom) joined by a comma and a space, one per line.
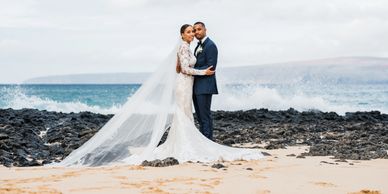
56, 43, 180, 167
54, 40, 264, 167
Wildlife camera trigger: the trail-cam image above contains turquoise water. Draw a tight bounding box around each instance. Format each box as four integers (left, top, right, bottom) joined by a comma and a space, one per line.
0, 83, 387, 114
0, 84, 140, 108
0, 84, 140, 113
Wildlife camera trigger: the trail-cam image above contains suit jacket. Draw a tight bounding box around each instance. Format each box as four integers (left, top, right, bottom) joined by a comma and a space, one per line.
193, 37, 218, 95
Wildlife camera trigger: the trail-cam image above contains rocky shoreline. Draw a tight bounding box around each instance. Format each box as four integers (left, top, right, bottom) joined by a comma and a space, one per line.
0, 108, 387, 167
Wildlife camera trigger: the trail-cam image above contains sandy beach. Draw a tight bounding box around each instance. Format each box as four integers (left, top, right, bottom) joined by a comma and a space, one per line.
1, 0, 388, 193
1, 146, 386, 194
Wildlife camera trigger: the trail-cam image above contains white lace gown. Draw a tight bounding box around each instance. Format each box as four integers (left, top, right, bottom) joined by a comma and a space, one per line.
148, 41, 264, 163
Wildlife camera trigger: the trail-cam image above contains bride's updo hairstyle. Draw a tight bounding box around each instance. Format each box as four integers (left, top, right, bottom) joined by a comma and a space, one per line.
180, 24, 191, 38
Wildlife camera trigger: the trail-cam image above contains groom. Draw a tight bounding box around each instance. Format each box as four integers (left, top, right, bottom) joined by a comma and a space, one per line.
192, 21, 218, 140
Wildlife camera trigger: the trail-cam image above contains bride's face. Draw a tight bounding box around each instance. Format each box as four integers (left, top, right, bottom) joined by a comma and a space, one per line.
181, 26, 195, 43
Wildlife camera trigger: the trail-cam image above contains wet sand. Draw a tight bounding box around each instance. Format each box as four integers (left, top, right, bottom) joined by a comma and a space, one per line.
1, 146, 387, 194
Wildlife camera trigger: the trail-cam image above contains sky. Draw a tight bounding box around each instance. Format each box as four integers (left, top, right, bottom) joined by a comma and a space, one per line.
0, 0, 387, 83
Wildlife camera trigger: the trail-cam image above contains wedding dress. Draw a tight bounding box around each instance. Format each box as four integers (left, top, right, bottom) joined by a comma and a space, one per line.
55, 40, 263, 167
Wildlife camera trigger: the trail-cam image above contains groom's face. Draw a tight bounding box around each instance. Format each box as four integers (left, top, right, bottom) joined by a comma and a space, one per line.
193, 24, 206, 40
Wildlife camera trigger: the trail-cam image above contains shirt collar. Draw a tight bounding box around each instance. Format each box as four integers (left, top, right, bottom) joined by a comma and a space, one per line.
199, 36, 208, 44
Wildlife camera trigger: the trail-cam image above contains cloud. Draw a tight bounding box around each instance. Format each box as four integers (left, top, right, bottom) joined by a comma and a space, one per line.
0, 0, 387, 83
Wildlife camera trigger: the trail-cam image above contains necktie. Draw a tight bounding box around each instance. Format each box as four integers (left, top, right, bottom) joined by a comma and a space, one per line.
194, 41, 202, 57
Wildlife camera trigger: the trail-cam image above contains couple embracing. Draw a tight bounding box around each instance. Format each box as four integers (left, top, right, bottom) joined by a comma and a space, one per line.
56, 22, 263, 166
176, 21, 218, 141
141, 21, 264, 163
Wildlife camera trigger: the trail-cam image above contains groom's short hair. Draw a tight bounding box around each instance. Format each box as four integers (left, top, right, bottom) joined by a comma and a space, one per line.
194, 21, 206, 28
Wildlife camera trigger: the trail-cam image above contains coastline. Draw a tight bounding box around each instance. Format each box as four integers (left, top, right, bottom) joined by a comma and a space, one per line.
0, 108, 387, 167
0, 108, 387, 193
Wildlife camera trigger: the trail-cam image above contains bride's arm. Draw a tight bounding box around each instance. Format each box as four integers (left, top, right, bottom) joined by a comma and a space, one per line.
178, 44, 206, 76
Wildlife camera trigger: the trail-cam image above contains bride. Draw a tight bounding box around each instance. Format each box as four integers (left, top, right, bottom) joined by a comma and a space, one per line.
56, 24, 264, 167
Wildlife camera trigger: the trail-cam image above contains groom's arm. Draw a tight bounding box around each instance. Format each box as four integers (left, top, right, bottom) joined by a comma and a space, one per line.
206, 44, 218, 71
195, 43, 218, 73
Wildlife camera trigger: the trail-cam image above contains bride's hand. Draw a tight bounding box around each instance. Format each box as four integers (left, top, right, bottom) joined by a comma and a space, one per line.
205, 66, 215, 75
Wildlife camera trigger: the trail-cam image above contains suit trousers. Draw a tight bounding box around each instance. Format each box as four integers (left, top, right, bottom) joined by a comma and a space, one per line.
193, 94, 213, 140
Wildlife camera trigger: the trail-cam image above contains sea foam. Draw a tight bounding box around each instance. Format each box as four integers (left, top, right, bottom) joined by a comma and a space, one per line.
0, 87, 121, 114
1, 84, 386, 115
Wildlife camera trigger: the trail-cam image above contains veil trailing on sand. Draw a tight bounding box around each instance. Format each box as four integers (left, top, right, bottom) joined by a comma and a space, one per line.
56, 43, 180, 166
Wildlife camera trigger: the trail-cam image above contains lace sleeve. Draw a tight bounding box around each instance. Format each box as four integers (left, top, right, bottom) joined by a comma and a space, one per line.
178, 44, 206, 76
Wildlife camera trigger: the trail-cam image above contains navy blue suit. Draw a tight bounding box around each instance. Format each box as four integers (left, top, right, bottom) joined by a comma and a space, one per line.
193, 37, 218, 140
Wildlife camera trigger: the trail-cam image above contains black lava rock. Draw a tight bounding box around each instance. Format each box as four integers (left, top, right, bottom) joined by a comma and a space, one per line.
1, 108, 388, 167
141, 157, 179, 167
211, 163, 226, 169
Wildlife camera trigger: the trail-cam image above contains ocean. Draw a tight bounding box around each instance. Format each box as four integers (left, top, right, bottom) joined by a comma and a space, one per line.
1, 83, 387, 115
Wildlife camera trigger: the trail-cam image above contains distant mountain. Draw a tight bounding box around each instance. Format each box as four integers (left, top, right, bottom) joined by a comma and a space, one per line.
217, 56, 388, 84
23, 72, 150, 84
23, 57, 388, 84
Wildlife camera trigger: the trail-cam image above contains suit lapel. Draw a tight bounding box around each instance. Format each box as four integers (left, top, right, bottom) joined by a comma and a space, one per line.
195, 38, 210, 57
194, 43, 200, 57
202, 38, 210, 47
